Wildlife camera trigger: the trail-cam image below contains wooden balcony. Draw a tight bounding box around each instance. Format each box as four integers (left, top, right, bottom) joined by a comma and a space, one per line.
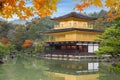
44, 50, 97, 61
44, 50, 95, 56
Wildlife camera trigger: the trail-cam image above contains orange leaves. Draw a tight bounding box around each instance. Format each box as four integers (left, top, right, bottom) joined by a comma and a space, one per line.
93, 0, 102, 7
1, 0, 120, 20
22, 40, 33, 48
77, 0, 120, 21
107, 11, 117, 21
105, 0, 117, 7
76, 2, 91, 12
107, 18, 112, 21
0, 37, 10, 46
19, 0, 25, 6
76, 0, 102, 12
18, 0, 25, 10
33, 0, 59, 18
105, 0, 120, 21
107, 11, 114, 17
116, 9, 120, 15
76, 4, 84, 12
33, 0, 44, 9
78, 0, 102, 7
0, 0, 60, 19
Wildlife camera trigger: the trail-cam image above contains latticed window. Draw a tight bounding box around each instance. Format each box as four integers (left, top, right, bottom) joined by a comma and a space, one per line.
66, 46, 71, 49
83, 23, 86, 28
78, 45, 88, 52
61, 46, 66, 50
69, 22, 72, 27
71, 46, 76, 49
73, 22, 77, 27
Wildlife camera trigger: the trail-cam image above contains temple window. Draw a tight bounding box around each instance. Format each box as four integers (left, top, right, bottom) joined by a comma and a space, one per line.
71, 46, 76, 49
78, 46, 82, 51
78, 45, 88, 52
79, 22, 82, 27
73, 22, 77, 27
69, 22, 72, 26
83, 23, 86, 28
61, 46, 66, 50
83, 45, 88, 52
67, 46, 71, 49
61, 23, 63, 27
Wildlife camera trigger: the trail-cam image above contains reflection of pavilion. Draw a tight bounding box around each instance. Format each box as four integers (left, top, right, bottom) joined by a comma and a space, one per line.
45, 59, 99, 75
44, 12, 103, 59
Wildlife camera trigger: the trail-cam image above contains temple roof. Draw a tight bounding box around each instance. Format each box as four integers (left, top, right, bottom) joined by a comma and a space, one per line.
51, 12, 97, 21
44, 28, 104, 34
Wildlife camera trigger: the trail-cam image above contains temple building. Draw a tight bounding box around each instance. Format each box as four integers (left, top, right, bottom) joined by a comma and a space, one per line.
44, 12, 103, 57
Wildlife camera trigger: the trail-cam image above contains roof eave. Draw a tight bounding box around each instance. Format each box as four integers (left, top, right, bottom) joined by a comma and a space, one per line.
44, 28, 104, 34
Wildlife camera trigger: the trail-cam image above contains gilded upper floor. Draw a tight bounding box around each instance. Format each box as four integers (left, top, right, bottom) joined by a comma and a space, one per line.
51, 12, 96, 29
44, 12, 103, 42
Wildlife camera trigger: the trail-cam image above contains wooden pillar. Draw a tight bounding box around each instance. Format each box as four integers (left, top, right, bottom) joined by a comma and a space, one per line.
50, 45, 52, 59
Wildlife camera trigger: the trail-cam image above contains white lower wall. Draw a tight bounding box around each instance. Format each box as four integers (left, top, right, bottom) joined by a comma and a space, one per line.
88, 43, 99, 53
88, 45, 93, 53
93, 45, 98, 52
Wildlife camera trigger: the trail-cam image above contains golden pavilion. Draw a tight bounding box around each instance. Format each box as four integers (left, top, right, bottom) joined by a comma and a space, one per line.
44, 12, 103, 57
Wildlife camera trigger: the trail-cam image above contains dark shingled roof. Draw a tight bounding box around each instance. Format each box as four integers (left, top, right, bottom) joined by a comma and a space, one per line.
44, 28, 104, 34
51, 12, 97, 21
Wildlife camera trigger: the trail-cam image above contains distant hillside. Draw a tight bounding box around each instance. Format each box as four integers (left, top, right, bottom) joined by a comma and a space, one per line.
0, 18, 4, 21
24, 17, 58, 40
10, 19, 26, 25
88, 10, 112, 30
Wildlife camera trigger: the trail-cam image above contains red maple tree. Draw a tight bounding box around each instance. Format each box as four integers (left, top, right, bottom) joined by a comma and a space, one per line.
22, 40, 33, 48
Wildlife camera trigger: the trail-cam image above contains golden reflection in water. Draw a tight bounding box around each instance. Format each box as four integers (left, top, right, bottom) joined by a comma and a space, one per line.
43, 72, 99, 80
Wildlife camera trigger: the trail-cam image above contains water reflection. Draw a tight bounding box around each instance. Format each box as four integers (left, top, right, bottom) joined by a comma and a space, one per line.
0, 55, 46, 80
45, 59, 99, 75
0, 55, 99, 80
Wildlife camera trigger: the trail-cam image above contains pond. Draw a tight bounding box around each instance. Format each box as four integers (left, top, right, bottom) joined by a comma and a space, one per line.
45, 59, 99, 75
0, 55, 99, 80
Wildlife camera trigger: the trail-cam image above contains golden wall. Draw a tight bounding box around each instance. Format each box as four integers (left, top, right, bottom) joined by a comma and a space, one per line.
47, 30, 101, 42
54, 21, 93, 29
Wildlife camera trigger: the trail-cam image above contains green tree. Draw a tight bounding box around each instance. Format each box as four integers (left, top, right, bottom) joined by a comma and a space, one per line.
13, 25, 27, 51
34, 42, 45, 54
0, 43, 10, 62
25, 17, 58, 41
0, 21, 14, 39
96, 20, 120, 57
96, 18, 120, 80
99, 62, 120, 80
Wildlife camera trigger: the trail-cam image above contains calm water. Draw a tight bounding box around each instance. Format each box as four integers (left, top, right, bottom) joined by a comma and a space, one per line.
0, 55, 99, 80
45, 59, 99, 75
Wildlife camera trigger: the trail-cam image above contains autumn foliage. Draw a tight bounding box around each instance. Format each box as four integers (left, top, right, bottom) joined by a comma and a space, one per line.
76, 2, 91, 12
0, 0, 120, 21
0, 0, 60, 19
76, 0, 120, 21
22, 40, 33, 48
0, 37, 10, 46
